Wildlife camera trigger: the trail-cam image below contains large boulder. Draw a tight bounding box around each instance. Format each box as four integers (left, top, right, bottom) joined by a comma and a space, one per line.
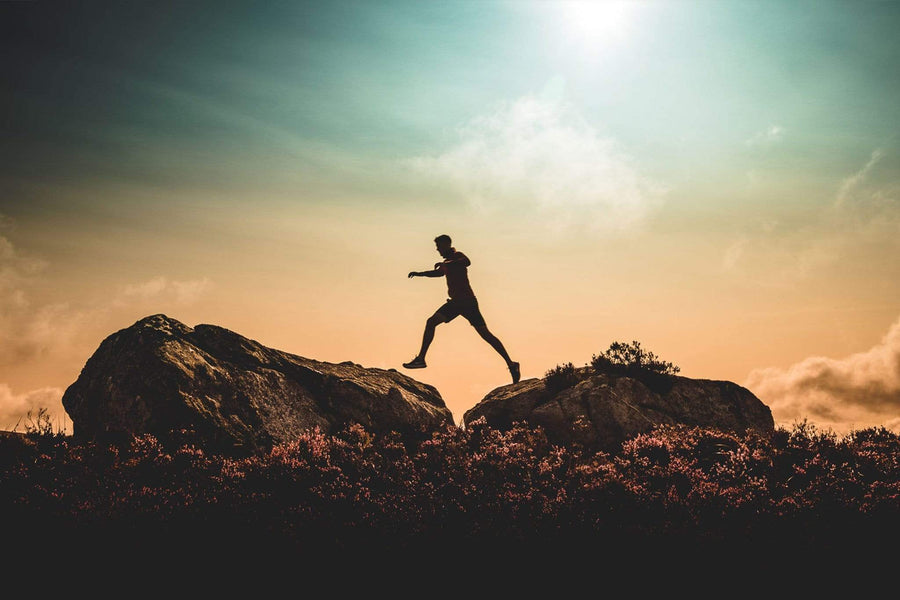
463, 366, 774, 451
62, 314, 453, 453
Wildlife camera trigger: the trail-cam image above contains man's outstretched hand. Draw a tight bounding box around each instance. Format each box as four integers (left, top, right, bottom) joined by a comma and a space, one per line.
408, 271, 418, 278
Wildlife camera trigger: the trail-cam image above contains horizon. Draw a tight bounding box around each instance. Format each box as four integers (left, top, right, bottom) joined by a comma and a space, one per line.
2, 1, 899, 436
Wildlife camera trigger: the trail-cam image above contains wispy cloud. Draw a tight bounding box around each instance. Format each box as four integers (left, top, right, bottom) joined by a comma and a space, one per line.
1, 268, 213, 367
719, 223, 841, 286
724, 149, 898, 282
835, 149, 883, 208
1, 228, 215, 430
745, 125, 784, 146
406, 94, 665, 234
745, 315, 900, 435
0, 234, 58, 365
721, 237, 749, 271
114, 276, 213, 306
0, 234, 47, 286
828, 148, 899, 235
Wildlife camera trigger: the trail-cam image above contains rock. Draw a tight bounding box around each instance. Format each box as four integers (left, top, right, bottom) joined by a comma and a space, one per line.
463, 366, 774, 451
62, 314, 453, 453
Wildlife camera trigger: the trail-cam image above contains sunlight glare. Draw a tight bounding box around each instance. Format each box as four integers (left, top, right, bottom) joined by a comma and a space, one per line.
560, 0, 637, 46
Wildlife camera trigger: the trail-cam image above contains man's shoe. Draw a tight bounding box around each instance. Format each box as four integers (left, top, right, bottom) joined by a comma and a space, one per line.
509, 361, 520, 384
403, 357, 427, 369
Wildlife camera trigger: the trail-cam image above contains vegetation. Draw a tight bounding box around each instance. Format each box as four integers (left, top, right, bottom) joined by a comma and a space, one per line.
543, 361, 582, 393
545, 340, 681, 394
591, 339, 680, 376
19, 407, 68, 438
2, 417, 898, 565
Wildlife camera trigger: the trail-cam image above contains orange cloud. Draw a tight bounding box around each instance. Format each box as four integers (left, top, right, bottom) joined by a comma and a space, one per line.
745, 316, 900, 435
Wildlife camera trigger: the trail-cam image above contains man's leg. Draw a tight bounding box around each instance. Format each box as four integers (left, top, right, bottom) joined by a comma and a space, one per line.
473, 323, 511, 363
416, 314, 444, 360
464, 299, 520, 383
404, 312, 448, 368
473, 323, 520, 383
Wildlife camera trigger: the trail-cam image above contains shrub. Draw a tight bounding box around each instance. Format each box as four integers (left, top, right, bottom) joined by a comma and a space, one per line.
3, 412, 898, 564
591, 340, 680, 376
544, 361, 582, 393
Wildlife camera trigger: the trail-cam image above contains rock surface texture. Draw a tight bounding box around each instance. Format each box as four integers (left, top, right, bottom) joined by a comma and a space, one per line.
464, 366, 774, 451
62, 314, 454, 453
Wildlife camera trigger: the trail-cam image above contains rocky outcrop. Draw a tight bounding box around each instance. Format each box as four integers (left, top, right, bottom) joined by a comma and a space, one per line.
62, 314, 454, 453
463, 366, 774, 451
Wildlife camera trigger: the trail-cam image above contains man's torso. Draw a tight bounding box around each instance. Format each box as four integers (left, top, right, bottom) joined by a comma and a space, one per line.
439, 250, 475, 299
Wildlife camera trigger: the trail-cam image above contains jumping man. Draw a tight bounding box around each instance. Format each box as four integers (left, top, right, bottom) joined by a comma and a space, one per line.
403, 234, 520, 384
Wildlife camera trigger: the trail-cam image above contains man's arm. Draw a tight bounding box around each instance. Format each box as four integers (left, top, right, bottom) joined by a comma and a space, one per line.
408, 252, 469, 278
408, 267, 443, 278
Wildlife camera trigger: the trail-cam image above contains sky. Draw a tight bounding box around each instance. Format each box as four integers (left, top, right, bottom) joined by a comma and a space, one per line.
2, 0, 899, 436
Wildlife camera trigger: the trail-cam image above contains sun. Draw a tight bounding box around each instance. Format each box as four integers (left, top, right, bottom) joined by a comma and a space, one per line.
559, 0, 637, 44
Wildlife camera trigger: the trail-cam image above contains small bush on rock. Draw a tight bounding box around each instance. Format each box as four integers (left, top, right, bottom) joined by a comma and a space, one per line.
544, 362, 582, 393
591, 340, 680, 376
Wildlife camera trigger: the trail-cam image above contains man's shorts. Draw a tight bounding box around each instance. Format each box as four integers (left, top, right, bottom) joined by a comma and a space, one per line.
433, 296, 486, 327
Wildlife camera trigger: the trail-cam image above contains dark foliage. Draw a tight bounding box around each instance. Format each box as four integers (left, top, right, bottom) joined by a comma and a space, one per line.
543, 361, 583, 393
544, 341, 682, 395
587, 340, 680, 394
591, 339, 680, 376
2, 419, 898, 570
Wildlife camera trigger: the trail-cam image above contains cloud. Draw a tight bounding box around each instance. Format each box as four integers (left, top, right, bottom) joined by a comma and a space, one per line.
724, 149, 898, 282
114, 276, 213, 306
722, 237, 749, 271
0, 384, 67, 432
745, 315, 900, 436
0, 235, 47, 285
835, 149, 883, 208
0, 270, 214, 367
719, 223, 841, 286
406, 94, 665, 234
0, 234, 57, 365
745, 125, 784, 146
1, 244, 214, 430
1, 233, 105, 367
1, 224, 213, 369
827, 149, 900, 242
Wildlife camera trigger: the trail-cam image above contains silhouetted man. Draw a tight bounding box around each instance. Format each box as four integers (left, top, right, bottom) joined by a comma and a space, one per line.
403, 234, 520, 384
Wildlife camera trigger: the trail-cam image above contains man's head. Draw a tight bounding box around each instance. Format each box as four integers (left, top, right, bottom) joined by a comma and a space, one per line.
434, 234, 453, 257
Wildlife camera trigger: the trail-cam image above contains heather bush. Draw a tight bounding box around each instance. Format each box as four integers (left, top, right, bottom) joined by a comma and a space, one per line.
2, 417, 898, 558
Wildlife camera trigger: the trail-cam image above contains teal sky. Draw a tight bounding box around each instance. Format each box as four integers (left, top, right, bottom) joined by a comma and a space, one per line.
2, 1, 899, 434
5, 1, 898, 198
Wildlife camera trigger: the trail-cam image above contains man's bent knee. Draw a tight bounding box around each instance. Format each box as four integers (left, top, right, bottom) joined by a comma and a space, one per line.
427, 315, 447, 328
